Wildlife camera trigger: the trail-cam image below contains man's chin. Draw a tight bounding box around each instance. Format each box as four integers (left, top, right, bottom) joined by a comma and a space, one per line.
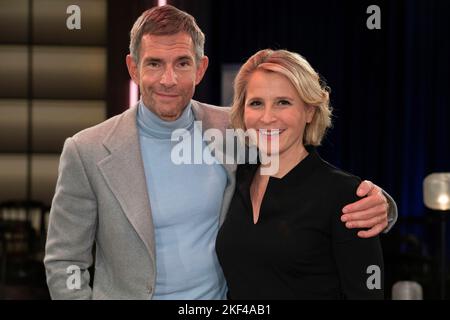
160, 106, 186, 121
160, 114, 180, 121
143, 97, 187, 121
155, 108, 179, 120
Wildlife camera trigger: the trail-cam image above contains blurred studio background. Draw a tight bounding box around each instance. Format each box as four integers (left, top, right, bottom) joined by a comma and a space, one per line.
0, 0, 449, 299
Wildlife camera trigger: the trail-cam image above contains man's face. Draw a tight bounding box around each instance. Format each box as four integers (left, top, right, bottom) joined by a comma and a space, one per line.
127, 32, 208, 121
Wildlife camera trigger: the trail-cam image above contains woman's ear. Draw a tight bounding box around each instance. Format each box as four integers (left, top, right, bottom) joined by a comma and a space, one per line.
305, 105, 316, 123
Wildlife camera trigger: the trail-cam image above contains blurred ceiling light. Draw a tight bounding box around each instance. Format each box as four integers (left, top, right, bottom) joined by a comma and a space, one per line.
424, 173, 450, 211
129, 80, 139, 108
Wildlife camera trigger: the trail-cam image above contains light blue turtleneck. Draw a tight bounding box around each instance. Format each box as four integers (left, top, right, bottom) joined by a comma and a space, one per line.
137, 100, 228, 300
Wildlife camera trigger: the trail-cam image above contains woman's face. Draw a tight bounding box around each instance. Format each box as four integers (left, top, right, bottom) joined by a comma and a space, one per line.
244, 70, 315, 156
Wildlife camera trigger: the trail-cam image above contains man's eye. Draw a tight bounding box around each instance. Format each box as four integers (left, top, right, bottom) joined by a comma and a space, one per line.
178, 61, 191, 68
147, 62, 160, 68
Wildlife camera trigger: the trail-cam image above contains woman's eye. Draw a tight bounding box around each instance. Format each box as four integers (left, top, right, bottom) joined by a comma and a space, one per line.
248, 101, 262, 107
278, 100, 291, 106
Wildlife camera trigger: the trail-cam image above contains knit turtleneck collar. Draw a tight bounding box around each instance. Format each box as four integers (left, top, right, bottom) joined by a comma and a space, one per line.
137, 100, 194, 139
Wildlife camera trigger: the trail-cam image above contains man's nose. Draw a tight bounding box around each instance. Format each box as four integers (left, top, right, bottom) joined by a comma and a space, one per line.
160, 66, 177, 86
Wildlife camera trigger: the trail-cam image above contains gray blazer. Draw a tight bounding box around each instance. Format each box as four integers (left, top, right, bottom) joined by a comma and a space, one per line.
44, 100, 237, 299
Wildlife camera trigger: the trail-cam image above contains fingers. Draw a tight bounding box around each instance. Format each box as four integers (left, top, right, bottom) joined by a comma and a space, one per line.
343, 204, 389, 239
344, 212, 387, 229
357, 180, 374, 197
357, 220, 389, 238
343, 187, 386, 214
341, 180, 390, 239
341, 202, 389, 223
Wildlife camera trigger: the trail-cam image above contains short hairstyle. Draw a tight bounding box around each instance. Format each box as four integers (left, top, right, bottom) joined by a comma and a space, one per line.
230, 49, 333, 146
129, 5, 205, 63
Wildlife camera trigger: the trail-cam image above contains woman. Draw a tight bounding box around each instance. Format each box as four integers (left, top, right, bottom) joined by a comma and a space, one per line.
216, 49, 384, 299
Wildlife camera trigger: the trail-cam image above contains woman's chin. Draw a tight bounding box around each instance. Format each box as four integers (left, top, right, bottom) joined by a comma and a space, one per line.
257, 141, 282, 156
258, 146, 281, 157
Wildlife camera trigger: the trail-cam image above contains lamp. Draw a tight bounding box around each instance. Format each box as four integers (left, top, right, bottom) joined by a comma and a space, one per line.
423, 173, 450, 299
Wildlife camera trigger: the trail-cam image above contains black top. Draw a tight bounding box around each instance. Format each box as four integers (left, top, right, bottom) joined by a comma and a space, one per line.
216, 146, 384, 299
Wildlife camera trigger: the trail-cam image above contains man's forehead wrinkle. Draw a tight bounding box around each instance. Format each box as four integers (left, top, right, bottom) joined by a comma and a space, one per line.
142, 33, 193, 48
139, 34, 195, 61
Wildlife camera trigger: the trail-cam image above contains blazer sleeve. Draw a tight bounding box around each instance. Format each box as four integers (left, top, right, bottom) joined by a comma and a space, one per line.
331, 177, 384, 300
382, 190, 398, 233
44, 137, 97, 300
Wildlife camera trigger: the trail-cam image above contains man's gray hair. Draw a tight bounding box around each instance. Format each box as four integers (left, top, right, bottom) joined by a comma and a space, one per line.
129, 5, 205, 63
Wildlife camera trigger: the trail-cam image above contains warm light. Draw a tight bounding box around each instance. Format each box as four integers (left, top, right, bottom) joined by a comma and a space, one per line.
438, 194, 449, 206
424, 173, 450, 300
129, 80, 139, 107
158, 0, 167, 6
424, 173, 450, 211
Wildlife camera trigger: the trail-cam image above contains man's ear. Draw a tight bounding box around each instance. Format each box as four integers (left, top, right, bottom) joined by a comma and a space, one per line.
195, 56, 209, 85
126, 54, 139, 85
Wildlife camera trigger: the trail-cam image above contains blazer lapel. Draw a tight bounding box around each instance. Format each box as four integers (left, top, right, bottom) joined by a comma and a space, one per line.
97, 106, 156, 264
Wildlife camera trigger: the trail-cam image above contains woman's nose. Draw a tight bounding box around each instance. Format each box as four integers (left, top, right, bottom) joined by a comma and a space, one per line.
260, 107, 276, 124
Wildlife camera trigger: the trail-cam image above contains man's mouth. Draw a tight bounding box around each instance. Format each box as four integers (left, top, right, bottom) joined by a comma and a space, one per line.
155, 92, 179, 98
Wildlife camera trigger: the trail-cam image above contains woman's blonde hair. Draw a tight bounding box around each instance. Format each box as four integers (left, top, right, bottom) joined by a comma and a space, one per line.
230, 49, 332, 146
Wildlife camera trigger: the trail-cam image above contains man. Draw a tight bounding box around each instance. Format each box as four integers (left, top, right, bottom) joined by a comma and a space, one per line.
44, 5, 397, 299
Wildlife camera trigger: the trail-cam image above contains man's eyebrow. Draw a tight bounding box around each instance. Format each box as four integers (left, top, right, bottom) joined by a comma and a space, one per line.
142, 56, 194, 63
142, 57, 163, 64
176, 55, 194, 62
